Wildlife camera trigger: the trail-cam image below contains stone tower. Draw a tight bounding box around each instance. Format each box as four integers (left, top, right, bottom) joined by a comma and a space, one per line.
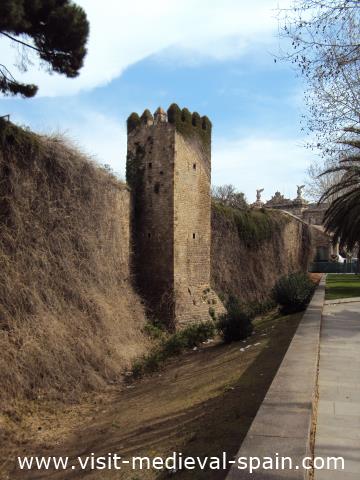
126, 104, 223, 328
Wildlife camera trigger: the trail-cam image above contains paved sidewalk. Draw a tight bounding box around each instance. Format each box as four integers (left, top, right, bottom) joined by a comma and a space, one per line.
314, 300, 360, 479
226, 277, 325, 479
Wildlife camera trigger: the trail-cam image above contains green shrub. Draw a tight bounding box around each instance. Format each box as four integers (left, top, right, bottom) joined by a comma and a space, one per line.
217, 296, 253, 343
131, 321, 216, 378
162, 334, 187, 356
243, 299, 276, 318
163, 321, 216, 354
272, 273, 315, 314
143, 322, 165, 340
181, 321, 216, 347
131, 359, 145, 379
131, 349, 164, 378
142, 350, 164, 374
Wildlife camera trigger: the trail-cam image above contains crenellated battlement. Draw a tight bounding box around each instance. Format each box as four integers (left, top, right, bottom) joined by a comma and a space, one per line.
127, 104, 212, 149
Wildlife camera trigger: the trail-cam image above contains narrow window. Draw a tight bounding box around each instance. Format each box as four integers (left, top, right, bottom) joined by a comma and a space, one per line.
193, 233, 196, 239
148, 162, 152, 169
148, 232, 151, 238
154, 183, 160, 194
193, 163, 196, 170
160, 170, 164, 175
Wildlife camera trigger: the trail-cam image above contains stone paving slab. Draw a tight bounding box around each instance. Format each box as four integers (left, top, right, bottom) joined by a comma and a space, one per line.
317, 384, 360, 403
226, 435, 307, 480
315, 442, 360, 474
226, 277, 325, 479
314, 300, 360, 480
316, 417, 360, 441
317, 411, 360, 428
325, 296, 360, 305
319, 399, 360, 417
315, 470, 359, 480
318, 377, 360, 387
319, 350, 360, 360
318, 359, 360, 371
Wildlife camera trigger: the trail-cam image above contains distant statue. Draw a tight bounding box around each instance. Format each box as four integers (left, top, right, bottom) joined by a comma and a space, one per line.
296, 185, 305, 199
256, 188, 264, 202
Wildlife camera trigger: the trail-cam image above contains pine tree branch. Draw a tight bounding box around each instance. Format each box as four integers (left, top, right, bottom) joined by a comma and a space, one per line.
0, 64, 17, 82
0, 31, 42, 54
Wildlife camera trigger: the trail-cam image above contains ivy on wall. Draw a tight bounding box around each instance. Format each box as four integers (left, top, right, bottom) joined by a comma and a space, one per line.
212, 201, 290, 246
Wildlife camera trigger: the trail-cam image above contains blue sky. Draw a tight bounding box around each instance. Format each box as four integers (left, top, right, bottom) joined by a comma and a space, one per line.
0, 0, 317, 203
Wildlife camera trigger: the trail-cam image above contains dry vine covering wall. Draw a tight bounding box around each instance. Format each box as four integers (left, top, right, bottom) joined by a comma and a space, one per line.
0, 120, 149, 405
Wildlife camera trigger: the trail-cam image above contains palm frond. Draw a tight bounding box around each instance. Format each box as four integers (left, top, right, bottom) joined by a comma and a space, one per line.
321, 130, 360, 251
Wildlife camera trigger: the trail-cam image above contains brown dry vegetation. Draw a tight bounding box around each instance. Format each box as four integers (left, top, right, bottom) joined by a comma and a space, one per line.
0, 120, 316, 480
3, 310, 302, 480
0, 120, 149, 406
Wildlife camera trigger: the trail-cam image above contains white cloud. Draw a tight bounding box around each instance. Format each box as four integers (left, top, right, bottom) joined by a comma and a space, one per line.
212, 134, 315, 203
1, 0, 311, 196
62, 118, 315, 203
0, 0, 291, 97
20, 108, 127, 178
64, 118, 314, 202
60, 112, 127, 178
13, 102, 314, 200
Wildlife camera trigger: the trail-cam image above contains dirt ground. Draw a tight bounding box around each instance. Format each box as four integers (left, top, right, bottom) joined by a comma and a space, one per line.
1, 310, 302, 480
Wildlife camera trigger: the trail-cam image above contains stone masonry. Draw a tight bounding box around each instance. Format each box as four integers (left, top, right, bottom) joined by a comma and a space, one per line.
253, 189, 334, 262
126, 105, 224, 328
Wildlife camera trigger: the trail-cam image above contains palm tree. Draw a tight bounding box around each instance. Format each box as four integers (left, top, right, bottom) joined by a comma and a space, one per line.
320, 128, 360, 267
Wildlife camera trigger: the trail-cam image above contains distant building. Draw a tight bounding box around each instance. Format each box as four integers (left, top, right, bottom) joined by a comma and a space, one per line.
257, 189, 335, 262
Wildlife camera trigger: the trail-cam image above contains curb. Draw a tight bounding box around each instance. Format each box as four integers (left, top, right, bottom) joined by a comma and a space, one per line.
225, 276, 326, 479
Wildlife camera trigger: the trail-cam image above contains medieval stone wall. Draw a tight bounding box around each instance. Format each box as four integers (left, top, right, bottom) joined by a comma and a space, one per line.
173, 131, 219, 324
302, 206, 326, 226
310, 225, 335, 261
126, 105, 319, 327
127, 121, 175, 321
126, 106, 224, 328
173, 132, 210, 287
211, 208, 313, 304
